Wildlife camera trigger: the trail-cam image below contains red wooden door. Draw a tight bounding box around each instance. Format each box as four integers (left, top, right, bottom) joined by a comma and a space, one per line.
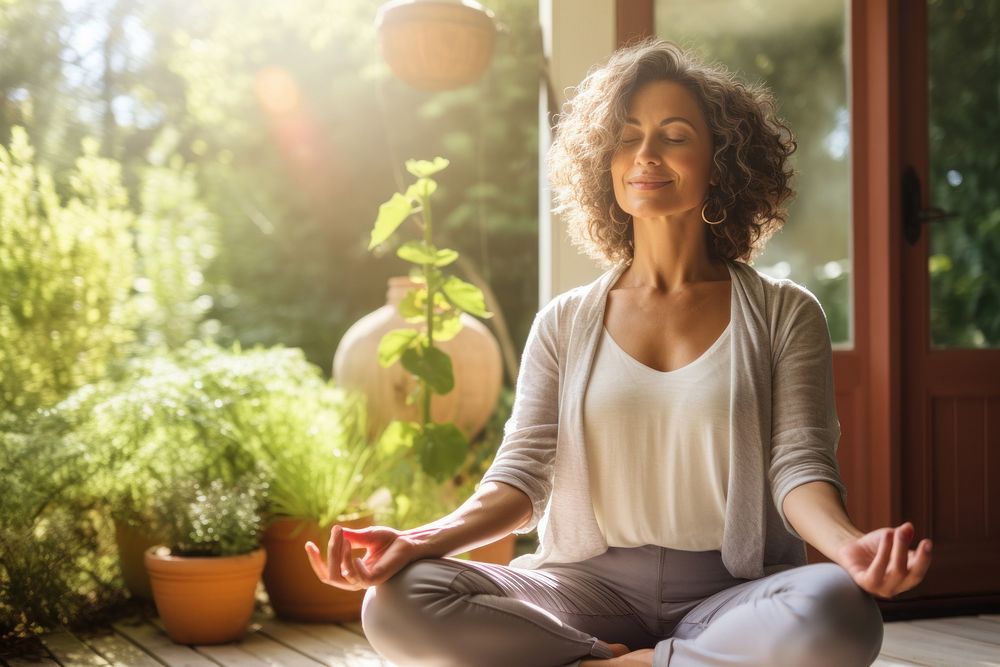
896, 1, 1000, 609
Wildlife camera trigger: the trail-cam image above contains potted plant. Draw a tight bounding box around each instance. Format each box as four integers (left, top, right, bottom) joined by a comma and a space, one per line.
248, 381, 401, 621
69, 345, 261, 601
144, 473, 267, 645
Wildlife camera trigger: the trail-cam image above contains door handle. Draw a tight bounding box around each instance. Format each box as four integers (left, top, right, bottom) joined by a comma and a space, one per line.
903, 165, 959, 245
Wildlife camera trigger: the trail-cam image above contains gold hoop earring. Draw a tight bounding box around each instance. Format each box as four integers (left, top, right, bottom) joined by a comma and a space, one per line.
701, 200, 727, 225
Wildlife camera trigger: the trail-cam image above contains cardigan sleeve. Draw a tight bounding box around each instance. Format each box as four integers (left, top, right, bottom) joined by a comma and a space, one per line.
768, 285, 848, 541
478, 299, 560, 535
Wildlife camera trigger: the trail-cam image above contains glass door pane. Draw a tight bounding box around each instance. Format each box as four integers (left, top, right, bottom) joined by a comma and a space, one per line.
927, 0, 1000, 348
653, 0, 852, 345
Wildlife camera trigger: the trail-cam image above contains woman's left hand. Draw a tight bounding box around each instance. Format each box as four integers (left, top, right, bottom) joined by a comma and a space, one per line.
835, 521, 933, 599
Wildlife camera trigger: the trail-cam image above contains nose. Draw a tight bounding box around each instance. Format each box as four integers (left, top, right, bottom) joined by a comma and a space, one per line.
635, 137, 663, 165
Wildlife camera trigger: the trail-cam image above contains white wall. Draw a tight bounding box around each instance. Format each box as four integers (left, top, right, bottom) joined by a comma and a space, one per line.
537, 0, 616, 307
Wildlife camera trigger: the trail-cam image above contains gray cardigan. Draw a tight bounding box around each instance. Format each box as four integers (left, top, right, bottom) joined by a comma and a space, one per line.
479, 258, 848, 579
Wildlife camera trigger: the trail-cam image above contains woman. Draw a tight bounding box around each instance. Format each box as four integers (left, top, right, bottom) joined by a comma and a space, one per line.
306, 38, 932, 666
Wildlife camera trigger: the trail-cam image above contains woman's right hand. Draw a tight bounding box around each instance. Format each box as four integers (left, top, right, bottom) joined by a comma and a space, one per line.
305, 524, 421, 591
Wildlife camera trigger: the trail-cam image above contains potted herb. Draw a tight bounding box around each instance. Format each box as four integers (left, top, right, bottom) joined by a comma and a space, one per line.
144, 473, 267, 645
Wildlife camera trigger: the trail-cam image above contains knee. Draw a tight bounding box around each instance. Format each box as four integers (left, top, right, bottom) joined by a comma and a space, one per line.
360, 559, 452, 645
784, 563, 884, 666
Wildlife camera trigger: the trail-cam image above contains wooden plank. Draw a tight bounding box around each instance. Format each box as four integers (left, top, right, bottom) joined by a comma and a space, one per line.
112, 621, 219, 667
872, 657, 925, 667
256, 619, 388, 666
5, 659, 61, 667
80, 631, 163, 667
144, 617, 320, 667
41, 632, 110, 666
190, 645, 271, 667
906, 617, 1000, 647
195, 633, 322, 667
340, 622, 365, 638
881, 621, 1000, 666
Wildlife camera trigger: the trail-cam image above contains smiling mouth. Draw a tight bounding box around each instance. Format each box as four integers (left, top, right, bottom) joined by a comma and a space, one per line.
629, 181, 671, 190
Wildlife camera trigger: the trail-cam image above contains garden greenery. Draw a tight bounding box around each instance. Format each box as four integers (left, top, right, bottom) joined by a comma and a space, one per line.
0, 127, 136, 415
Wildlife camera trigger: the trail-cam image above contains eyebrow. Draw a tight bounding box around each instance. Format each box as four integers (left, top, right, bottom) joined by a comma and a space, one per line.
624, 116, 696, 129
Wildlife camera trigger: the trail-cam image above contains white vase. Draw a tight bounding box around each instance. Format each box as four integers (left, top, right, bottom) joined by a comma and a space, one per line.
333, 276, 503, 443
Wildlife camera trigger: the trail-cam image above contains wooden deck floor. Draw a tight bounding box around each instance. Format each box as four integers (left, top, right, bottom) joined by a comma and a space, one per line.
4, 614, 999, 666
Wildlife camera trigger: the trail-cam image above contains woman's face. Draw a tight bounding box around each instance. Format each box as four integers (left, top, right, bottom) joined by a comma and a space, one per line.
610, 79, 715, 223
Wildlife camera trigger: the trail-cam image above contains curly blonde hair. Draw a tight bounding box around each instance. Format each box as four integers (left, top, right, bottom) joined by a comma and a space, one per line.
546, 37, 796, 268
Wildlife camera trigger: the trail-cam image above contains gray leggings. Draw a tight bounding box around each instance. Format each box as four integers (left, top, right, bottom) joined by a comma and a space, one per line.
360, 544, 884, 666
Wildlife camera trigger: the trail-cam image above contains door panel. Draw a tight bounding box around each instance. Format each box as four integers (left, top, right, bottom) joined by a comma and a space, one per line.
899, 0, 1000, 602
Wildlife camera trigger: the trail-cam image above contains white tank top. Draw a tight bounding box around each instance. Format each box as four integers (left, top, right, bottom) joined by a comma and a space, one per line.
583, 322, 731, 551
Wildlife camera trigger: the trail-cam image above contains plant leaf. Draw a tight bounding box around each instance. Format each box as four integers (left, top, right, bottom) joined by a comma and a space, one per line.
398, 287, 427, 320
400, 345, 453, 394
377, 328, 420, 368
396, 240, 439, 265
376, 420, 420, 459
433, 247, 458, 267
431, 309, 463, 342
440, 276, 492, 318
369, 193, 413, 250
413, 177, 438, 200
405, 157, 449, 179
417, 423, 468, 482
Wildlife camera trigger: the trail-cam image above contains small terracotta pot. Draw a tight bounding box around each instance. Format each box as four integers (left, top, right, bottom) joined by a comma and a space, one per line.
463, 532, 517, 564
114, 518, 161, 600
145, 546, 266, 645
262, 513, 374, 622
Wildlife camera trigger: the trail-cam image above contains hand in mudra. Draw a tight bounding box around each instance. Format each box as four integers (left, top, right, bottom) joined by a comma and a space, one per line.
835, 521, 933, 599
305, 524, 421, 591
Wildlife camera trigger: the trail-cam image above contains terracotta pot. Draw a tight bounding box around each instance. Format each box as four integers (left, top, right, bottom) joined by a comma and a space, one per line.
333, 276, 502, 443
114, 518, 161, 600
375, 0, 497, 91
462, 533, 517, 565
261, 513, 374, 622
145, 546, 265, 645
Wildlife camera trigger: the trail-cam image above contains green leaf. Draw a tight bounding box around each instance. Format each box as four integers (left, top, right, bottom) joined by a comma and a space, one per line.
377, 328, 421, 368
433, 247, 459, 267
397, 240, 439, 265
369, 193, 413, 250
400, 345, 453, 394
398, 287, 427, 320
405, 157, 450, 179
405, 178, 438, 200
417, 423, 468, 481
376, 420, 420, 459
440, 276, 492, 318
432, 309, 463, 342
396, 241, 458, 268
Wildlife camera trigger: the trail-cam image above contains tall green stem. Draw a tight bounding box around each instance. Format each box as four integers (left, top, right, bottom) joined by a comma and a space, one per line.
421, 193, 433, 425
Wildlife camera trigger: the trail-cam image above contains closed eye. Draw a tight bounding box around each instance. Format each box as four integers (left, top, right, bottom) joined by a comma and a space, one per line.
621, 137, 685, 144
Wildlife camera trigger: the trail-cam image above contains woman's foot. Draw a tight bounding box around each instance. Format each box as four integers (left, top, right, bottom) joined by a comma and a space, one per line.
580, 645, 655, 666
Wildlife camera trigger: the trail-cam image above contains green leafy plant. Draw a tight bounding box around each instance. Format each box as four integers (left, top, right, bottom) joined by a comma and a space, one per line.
367, 157, 495, 487
74, 339, 397, 532
0, 126, 136, 416
153, 474, 267, 557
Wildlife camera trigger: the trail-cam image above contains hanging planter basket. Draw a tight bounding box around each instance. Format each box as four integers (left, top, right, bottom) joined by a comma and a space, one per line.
375, 0, 498, 91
